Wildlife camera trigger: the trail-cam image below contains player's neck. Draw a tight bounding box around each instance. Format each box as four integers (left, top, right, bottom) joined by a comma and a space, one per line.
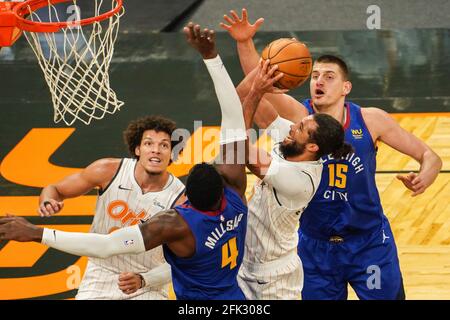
312, 100, 346, 126
135, 167, 170, 193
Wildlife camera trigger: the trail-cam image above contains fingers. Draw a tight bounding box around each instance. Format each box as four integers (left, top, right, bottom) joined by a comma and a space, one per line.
118, 272, 134, 281
396, 174, 414, 190
261, 60, 281, 81
0, 218, 16, 225
253, 59, 285, 93
267, 64, 279, 78
118, 283, 138, 294
118, 272, 140, 295
261, 58, 270, 75
223, 14, 234, 25
184, 22, 214, 42
207, 29, 215, 42
411, 187, 425, 197
273, 88, 290, 94
219, 22, 231, 31
183, 23, 194, 42
396, 174, 407, 183
396, 173, 413, 184
242, 8, 248, 21
411, 177, 427, 196
123, 289, 138, 295
407, 171, 417, 180
272, 71, 284, 83
118, 281, 135, 289
230, 10, 240, 22
0, 220, 12, 240
193, 24, 201, 40
254, 17, 265, 29
38, 200, 63, 217
411, 174, 421, 185
184, 22, 195, 38
397, 173, 428, 196
203, 28, 215, 43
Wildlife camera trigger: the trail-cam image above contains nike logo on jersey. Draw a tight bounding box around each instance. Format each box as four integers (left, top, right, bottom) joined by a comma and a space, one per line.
118, 185, 132, 191
257, 280, 268, 285
382, 230, 390, 243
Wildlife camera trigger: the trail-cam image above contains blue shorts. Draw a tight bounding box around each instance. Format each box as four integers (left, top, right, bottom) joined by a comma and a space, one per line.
298, 217, 405, 300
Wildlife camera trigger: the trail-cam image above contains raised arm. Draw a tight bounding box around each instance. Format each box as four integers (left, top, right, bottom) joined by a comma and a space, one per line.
183, 22, 248, 198
221, 8, 308, 124
241, 60, 290, 179
363, 108, 442, 196
220, 8, 263, 75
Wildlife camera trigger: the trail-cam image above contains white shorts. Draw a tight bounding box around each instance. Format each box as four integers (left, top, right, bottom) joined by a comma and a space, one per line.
76, 260, 168, 300
237, 251, 303, 300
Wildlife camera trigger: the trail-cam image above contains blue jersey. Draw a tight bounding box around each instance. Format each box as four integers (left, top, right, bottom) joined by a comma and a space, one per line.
163, 187, 248, 300
300, 99, 384, 239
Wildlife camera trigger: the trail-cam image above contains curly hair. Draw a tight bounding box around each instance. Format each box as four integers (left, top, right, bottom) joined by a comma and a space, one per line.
309, 113, 354, 160
123, 115, 181, 160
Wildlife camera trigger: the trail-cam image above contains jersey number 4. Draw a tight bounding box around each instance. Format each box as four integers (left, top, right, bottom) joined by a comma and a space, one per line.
328, 164, 348, 188
221, 237, 238, 270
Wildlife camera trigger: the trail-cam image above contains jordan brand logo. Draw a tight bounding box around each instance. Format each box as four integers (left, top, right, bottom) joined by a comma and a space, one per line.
382, 230, 390, 243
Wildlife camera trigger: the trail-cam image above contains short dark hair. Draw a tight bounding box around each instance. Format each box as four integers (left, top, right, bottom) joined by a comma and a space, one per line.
185, 163, 224, 211
309, 113, 353, 159
123, 115, 181, 160
316, 55, 349, 80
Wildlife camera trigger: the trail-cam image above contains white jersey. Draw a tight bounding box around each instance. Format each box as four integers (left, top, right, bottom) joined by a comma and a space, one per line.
238, 116, 322, 299
76, 158, 185, 300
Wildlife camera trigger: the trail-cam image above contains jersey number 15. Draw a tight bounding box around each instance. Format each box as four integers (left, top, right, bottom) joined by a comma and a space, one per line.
328, 164, 348, 188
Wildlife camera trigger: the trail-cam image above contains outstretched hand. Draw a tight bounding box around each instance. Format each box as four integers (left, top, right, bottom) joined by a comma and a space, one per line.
250, 59, 288, 95
183, 22, 217, 59
396, 172, 428, 196
220, 8, 264, 42
0, 214, 43, 242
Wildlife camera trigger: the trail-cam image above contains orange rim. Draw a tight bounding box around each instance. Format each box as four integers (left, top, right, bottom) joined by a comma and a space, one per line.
13, 0, 123, 33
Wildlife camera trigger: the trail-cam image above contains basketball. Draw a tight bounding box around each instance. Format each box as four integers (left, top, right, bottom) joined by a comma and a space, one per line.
261, 38, 312, 89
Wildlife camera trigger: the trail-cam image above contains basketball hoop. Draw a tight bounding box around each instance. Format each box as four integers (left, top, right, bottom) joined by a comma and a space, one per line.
0, 0, 125, 125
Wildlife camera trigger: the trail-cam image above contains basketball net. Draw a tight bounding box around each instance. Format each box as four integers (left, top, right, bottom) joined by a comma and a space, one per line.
22, 0, 124, 125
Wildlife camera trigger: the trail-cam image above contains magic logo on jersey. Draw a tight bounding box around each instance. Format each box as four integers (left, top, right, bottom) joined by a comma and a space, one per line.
107, 200, 148, 233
